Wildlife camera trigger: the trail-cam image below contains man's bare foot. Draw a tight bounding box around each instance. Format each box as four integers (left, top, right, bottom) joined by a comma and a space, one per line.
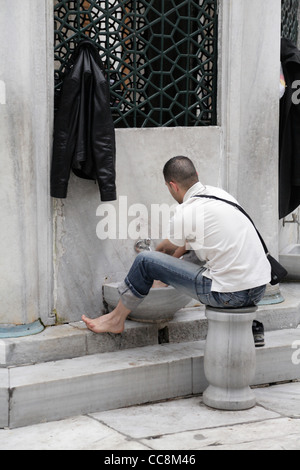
82, 301, 131, 334
82, 312, 125, 334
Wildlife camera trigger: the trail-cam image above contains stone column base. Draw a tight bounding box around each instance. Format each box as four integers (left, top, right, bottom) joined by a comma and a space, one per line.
203, 306, 257, 411
0, 320, 44, 339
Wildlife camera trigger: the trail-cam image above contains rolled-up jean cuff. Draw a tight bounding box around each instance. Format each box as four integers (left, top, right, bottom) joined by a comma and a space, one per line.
117, 279, 145, 311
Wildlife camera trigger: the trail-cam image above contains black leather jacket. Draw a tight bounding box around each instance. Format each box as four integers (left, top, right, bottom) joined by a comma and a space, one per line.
280, 38, 300, 218
51, 41, 117, 201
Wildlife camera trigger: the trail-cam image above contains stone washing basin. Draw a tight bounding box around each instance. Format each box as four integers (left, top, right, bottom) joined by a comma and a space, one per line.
279, 244, 300, 281
103, 282, 191, 323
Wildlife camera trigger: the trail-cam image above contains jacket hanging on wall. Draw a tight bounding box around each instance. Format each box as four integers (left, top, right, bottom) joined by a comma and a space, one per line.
279, 38, 300, 219
51, 40, 117, 202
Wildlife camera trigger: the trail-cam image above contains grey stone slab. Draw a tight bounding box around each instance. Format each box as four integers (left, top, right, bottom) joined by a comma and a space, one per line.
168, 308, 208, 343
141, 417, 300, 451
84, 308, 208, 355
85, 320, 159, 355
165, 340, 208, 393
192, 356, 209, 394
255, 329, 300, 385
0, 415, 149, 450
0, 341, 7, 366
5, 329, 300, 429
255, 382, 300, 418
1, 395, 299, 450
0, 310, 208, 368
163, 340, 207, 395
0, 324, 87, 367
1, 288, 299, 369
0, 369, 9, 428
256, 294, 300, 331
8, 344, 194, 428
91, 396, 279, 440
280, 282, 300, 300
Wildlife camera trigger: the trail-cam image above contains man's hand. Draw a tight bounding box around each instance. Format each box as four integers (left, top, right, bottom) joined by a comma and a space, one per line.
155, 239, 187, 258
152, 239, 187, 289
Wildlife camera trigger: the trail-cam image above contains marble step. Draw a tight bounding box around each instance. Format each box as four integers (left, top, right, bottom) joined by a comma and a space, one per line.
1, 291, 300, 368
1, 287, 300, 368
1, 328, 300, 429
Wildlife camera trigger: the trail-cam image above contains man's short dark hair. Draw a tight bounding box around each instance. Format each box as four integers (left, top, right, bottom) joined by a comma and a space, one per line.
163, 156, 199, 189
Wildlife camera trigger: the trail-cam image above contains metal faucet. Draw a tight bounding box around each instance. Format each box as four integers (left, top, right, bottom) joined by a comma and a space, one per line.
283, 213, 300, 227
134, 239, 152, 253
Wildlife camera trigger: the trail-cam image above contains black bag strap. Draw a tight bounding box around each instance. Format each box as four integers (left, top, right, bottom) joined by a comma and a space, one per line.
193, 195, 269, 255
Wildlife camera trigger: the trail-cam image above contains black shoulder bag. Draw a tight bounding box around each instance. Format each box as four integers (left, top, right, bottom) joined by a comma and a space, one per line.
193, 195, 288, 286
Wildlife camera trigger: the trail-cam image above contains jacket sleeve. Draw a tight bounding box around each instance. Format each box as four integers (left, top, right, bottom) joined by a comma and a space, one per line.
92, 79, 117, 202
51, 78, 80, 199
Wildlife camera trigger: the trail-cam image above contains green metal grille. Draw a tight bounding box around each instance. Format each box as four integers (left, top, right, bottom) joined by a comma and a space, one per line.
54, 0, 218, 128
282, 0, 299, 45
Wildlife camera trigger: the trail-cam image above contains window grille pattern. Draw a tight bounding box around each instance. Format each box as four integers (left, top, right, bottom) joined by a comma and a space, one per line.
281, 0, 299, 45
54, 0, 218, 128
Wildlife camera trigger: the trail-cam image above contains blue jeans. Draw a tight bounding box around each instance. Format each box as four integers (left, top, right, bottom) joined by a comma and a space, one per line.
118, 251, 266, 311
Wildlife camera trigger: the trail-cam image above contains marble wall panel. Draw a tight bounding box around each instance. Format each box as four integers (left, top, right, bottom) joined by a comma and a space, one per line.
53, 127, 223, 322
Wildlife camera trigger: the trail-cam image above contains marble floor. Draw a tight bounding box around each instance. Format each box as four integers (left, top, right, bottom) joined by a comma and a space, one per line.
0, 381, 299, 450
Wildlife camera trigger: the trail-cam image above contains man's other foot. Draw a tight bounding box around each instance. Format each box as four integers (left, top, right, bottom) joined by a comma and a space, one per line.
252, 320, 265, 348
